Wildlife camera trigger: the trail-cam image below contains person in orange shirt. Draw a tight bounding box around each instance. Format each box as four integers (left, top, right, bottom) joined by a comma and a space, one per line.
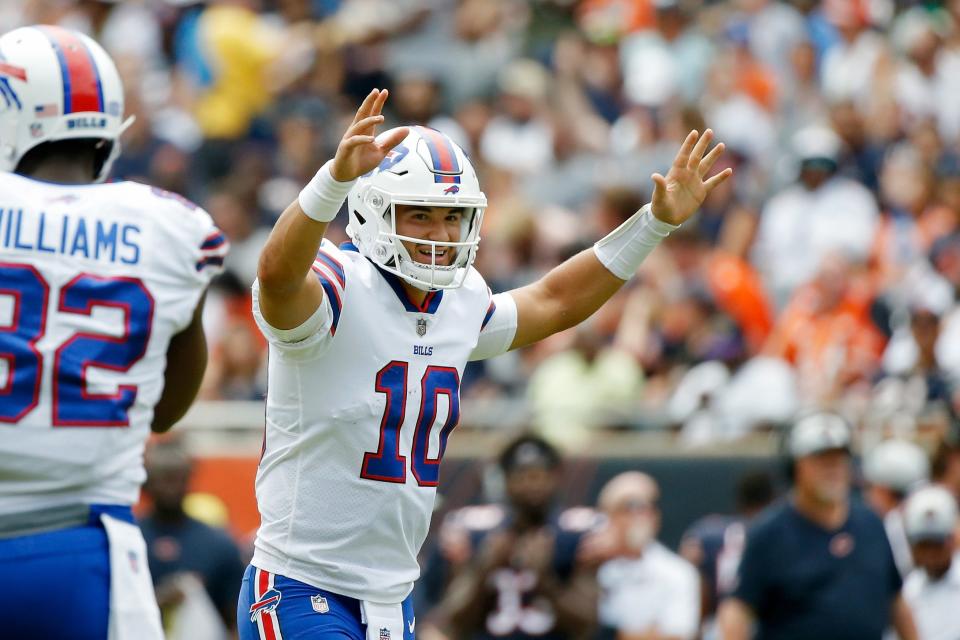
766, 253, 886, 404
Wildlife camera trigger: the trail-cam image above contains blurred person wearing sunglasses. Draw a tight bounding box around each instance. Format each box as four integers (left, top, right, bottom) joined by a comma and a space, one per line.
583, 471, 699, 640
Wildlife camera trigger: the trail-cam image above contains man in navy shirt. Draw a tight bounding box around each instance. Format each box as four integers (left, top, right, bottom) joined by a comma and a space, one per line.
717, 413, 918, 640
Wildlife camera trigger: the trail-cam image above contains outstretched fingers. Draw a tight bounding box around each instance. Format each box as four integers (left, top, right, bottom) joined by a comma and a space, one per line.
377, 126, 410, 152
341, 135, 376, 150
687, 129, 713, 169
371, 88, 390, 118
703, 167, 734, 192
348, 115, 385, 137
352, 89, 380, 125
698, 142, 725, 178
672, 130, 699, 169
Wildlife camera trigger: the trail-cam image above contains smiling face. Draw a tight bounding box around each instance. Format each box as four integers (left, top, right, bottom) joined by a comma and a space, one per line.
393, 204, 466, 266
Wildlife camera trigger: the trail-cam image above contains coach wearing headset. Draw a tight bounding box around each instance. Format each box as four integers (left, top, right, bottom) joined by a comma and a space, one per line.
717, 413, 918, 640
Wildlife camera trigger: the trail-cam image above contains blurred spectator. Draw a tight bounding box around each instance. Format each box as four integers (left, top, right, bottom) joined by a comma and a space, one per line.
679, 471, 776, 640
140, 440, 245, 638
752, 125, 879, 308
902, 485, 960, 640
717, 413, 918, 640
582, 471, 700, 640
426, 435, 598, 639
174, 0, 313, 182
480, 59, 556, 175
819, 0, 890, 107
862, 439, 931, 576
736, 0, 808, 78
765, 253, 885, 406
932, 435, 960, 505
527, 322, 642, 447
619, 0, 714, 108
206, 182, 271, 287
61, 0, 164, 64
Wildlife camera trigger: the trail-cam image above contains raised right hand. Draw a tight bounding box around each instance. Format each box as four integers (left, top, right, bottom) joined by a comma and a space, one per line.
330, 88, 409, 182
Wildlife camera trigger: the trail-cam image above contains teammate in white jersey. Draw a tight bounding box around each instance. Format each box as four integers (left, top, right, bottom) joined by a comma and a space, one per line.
240, 89, 732, 640
0, 26, 226, 639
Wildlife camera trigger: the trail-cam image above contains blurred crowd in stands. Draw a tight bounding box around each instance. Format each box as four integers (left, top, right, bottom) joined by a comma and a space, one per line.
8, 0, 959, 452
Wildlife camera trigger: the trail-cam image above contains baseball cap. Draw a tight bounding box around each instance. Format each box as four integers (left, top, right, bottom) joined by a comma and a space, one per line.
862, 440, 930, 493
904, 485, 958, 543
789, 413, 852, 458
499, 435, 560, 473
793, 126, 842, 163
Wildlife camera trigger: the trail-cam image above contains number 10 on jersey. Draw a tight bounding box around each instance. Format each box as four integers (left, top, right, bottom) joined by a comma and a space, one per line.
360, 361, 460, 487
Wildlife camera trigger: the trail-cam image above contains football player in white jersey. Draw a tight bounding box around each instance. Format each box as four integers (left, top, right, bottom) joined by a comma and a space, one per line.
0, 26, 226, 639
241, 89, 731, 640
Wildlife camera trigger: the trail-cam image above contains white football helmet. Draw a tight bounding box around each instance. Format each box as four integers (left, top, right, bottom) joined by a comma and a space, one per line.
0, 25, 130, 182
347, 126, 487, 291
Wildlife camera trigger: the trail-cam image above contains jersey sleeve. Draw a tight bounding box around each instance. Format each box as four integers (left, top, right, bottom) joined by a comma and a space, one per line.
148, 186, 229, 287
143, 186, 229, 332
468, 291, 518, 361
251, 240, 347, 359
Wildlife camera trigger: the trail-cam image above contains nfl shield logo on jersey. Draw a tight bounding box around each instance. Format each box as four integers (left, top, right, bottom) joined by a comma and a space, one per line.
379, 628, 391, 640
417, 317, 427, 336
310, 594, 329, 614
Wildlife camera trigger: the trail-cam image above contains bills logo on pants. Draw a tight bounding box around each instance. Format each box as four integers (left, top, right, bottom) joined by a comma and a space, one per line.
250, 569, 284, 639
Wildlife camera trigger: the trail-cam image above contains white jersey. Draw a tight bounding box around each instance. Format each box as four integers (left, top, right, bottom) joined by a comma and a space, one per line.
251, 240, 518, 603
0, 172, 225, 515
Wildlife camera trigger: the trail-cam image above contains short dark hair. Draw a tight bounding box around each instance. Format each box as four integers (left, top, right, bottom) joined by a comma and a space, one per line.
498, 434, 561, 474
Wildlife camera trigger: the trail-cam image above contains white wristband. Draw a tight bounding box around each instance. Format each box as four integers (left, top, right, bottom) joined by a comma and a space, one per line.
298, 160, 356, 223
593, 204, 678, 280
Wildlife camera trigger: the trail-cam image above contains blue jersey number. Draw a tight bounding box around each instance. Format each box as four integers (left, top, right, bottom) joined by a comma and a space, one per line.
361, 362, 461, 486
0, 263, 48, 422
0, 265, 154, 426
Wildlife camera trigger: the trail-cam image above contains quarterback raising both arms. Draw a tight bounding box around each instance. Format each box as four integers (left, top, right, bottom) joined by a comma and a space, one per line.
242, 88, 732, 640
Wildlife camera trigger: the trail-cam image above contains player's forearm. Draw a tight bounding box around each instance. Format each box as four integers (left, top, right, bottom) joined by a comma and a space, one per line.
257, 200, 330, 293
509, 204, 676, 349
258, 160, 354, 293
510, 249, 626, 349
153, 297, 207, 433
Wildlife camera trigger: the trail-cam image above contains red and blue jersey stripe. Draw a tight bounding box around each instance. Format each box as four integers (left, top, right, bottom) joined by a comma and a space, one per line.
414, 126, 461, 184
316, 249, 346, 288
311, 262, 343, 335
481, 299, 496, 330
200, 231, 228, 251
36, 26, 104, 114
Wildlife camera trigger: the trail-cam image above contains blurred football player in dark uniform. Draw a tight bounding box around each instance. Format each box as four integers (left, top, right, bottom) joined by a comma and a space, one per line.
424, 435, 599, 639
679, 471, 775, 639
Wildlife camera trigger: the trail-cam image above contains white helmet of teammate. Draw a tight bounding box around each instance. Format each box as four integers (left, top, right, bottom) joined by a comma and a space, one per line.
346, 126, 487, 291
0, 25, 130, 182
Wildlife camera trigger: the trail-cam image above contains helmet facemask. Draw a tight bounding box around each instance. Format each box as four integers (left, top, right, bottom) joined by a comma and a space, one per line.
371, 194, 485, 291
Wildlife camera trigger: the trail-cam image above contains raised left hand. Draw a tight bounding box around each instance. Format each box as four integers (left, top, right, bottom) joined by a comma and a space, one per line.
650, 129, 733, 226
